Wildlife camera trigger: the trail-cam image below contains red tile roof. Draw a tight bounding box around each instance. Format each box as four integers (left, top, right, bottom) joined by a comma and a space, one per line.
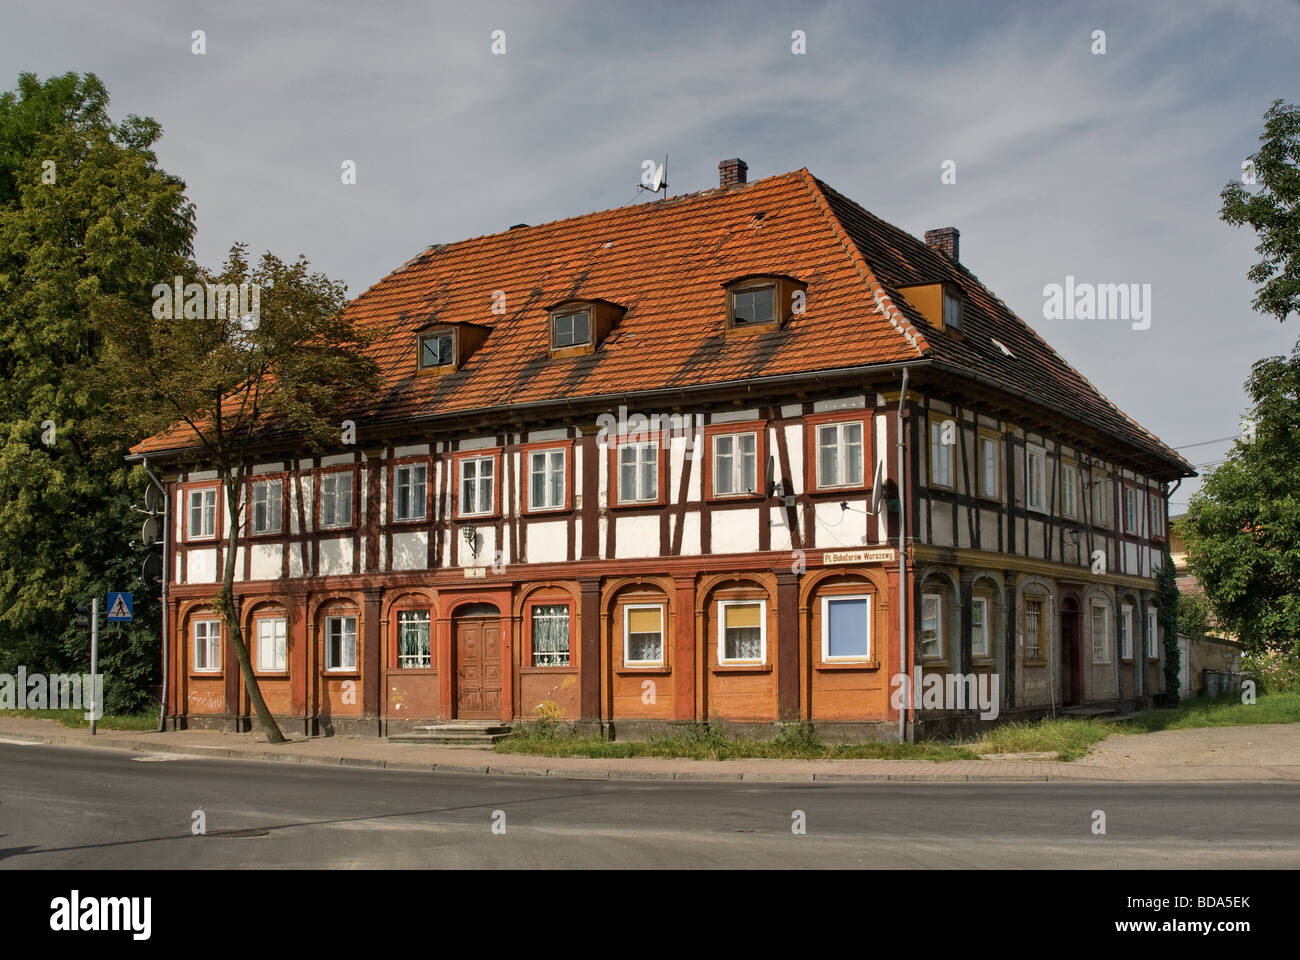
132, 168, 1192, 476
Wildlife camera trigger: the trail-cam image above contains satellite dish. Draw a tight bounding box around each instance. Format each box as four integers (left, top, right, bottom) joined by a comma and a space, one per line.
143, 484, 159, 512
141, 517, 159, 546
142, 552, 162, 586
869, 460, 886, 515
651, 162, 664, 192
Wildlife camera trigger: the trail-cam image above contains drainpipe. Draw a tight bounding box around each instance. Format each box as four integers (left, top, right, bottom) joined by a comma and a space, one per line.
897, 368, 909, 742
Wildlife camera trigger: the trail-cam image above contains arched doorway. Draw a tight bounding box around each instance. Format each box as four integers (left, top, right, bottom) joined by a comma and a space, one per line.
453, 602, 501, 719
1059, 596, 1083, 706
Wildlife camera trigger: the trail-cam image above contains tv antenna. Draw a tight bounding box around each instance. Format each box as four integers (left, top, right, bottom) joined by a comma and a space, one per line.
638, 155, 668, 199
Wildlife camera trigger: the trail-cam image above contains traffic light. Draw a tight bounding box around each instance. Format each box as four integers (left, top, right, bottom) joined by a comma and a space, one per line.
75, 603, 92, 631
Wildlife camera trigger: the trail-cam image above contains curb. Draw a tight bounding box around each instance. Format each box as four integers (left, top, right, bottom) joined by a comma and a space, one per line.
2, 728, 1294, 785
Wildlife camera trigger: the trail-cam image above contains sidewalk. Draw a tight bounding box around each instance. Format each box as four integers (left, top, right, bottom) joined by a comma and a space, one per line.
2, 715, 1297, 784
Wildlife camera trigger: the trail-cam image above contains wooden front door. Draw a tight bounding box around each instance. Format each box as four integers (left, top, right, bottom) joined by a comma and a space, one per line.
1060, 611, 1083, 706
455, 617, 501, 719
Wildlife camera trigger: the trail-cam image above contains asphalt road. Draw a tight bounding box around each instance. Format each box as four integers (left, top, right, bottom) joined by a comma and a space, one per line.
2, 742, 1298, 868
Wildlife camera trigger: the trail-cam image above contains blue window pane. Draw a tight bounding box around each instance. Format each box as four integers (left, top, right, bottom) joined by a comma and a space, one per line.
827, 598, 868, 658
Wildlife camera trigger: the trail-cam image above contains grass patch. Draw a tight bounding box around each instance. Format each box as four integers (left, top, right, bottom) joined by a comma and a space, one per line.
5, 708, 159, 731
495, 721, 977, 761
1113, 691, 1300, 734
967, 717, 1112, 762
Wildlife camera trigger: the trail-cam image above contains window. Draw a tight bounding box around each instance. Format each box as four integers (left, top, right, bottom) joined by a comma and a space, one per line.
978, 435, 999, 499
1061, 463, 1078, 519
419, 332, 454, 369
624, 604, 664, 665
319, 471, 353, 528
1025, 599, 1043, 659
1026, 446, 1046, 512
257, 617, 287, 672
1146, 609, 1158, 660
617, 442, 658, 503
188, 488, 216, 539
193, 619, 221, 672
394, 464, 427, 521
250, 479, 281, 534
971, 597, 990, 659
459, 456, 495, 517
1091, 605, 1109, 663
1120, 605, 1133, 659
1089, 470, 1108, 526
1123, 485, 1139, 534
552, 310, 590, 349
929, 420, 954, 488
731, 285, 775, 326
531, 605, 570, 666
816, 421, 863, 488
397, 609, 431, 668
325, 616, 357, 671
713, 432, 758, 496
822, 595, 870, 662
943, 289, 963, 330
1149, 492, 1164, 538
529, 449, 566, 511
920, 594, 943, 659
719, 600, 765, 663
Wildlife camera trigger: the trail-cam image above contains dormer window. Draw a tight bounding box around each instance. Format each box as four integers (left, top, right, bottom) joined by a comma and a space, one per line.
897, 281, 964, 333
722, 274, 806, 337
552, 310, 591, 349
545, 299, 623, 358
420, 331, 454, 369
943, 289, 963, 330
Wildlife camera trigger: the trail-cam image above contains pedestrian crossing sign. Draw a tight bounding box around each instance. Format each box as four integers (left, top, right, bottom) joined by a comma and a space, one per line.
106, 592, 133, 622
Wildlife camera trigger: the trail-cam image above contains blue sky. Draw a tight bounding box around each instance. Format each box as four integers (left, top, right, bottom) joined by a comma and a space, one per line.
3, 0, 1297, 508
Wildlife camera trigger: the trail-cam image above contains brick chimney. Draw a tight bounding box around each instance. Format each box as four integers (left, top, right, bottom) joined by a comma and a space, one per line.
925, 227, 960, 263
719, 158, 748, 188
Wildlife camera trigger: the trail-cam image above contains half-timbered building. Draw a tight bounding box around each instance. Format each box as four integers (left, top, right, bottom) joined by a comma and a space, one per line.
133, 158, 1193, 740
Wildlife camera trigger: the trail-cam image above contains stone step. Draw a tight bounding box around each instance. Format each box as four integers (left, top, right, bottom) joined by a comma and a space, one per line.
414, 722, 512, 736
389, 722, 513, 746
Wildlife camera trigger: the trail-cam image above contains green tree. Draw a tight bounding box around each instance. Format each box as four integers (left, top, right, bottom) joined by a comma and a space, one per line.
1220, 99, 1299, 323
1175, 588, 1214, 641
96, 246, 378, 742
1181, 341, 1300, 657
1155, 542, 1180, 700
0, 72, 194, 711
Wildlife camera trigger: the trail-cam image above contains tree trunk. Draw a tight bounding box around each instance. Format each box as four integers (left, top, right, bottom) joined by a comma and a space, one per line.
220, 467, 286, 743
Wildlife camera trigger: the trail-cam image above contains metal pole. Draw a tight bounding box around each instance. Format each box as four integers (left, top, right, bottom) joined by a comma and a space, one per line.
90, 597, 98, 736
897, 368, 908, 742
141, 457, 170, 734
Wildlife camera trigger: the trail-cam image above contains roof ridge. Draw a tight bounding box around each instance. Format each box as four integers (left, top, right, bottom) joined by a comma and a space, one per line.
797, 169, 928, 357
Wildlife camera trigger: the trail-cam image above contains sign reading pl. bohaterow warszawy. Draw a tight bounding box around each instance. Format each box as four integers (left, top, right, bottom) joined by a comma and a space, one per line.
821, 548, 896, 564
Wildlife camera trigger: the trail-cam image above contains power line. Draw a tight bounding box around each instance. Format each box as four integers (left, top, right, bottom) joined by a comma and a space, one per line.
1172, 434, 1239, 450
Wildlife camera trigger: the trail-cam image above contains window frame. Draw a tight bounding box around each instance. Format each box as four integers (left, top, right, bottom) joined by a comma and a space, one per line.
521, 441, 573, 514
192, 617, 222, 674
184, 484, 219, 542
394, 607, 433, 670
1148, 487, 1165, 540
1090, 603, 1110, 664
927, 416, 956, 490
1088, 466, 1109, 528
254, 614, 288, 674
317, 466, 357, 531
717, 598, 768, 665
1024, 598, 1046, 661
622, 602, 667, 667
1025, 444, 1047, 513
1146, 608, 1159, 662
390, 458, 430, 523
247, 476, 285, 537
324, 614, 359, 673
1122, 482, 1140, 536
1120, 604, 1134, 660
806, 411, 870, 493
976, 429, 1002, 501
529, 601, 573, 668
608, 435, 668, 508
728, 282, 777, 329
453, 449, 502, 520
1061, 459, 1080, 520
971, 596, 991, 660
820, 594, 872, 663
942, 288, 963, 331
920, 593, 945, 661
703, 421, 766, 501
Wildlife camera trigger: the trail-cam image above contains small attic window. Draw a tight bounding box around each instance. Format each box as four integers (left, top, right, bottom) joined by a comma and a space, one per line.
991, 337, 1014, 358
943, 289, 963, 331
731, 285, 775, 327
552, 310, 591, 349
419, 330, 455, 370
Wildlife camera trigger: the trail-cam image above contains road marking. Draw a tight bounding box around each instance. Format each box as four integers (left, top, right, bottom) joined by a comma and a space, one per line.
0, 738, 37, 746
131, 754, 203, 762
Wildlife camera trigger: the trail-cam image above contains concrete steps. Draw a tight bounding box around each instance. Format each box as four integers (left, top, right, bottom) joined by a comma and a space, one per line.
388, 721, 513, 747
